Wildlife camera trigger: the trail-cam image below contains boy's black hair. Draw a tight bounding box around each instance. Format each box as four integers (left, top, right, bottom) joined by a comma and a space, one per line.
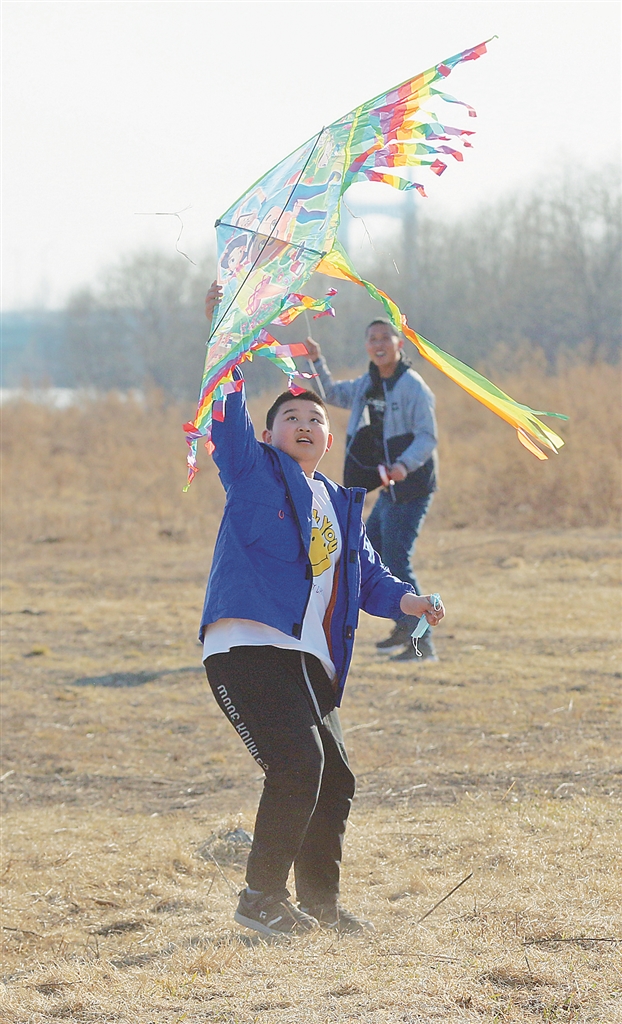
266, 389, 329, 431
366, 317, 401, 336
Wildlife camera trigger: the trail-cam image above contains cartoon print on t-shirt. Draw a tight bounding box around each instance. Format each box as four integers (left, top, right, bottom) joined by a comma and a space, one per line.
309, 508, 339, 577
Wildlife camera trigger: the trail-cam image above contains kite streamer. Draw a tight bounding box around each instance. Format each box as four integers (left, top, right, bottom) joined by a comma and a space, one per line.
316, 242, 567, 457
184, 36, 565, 488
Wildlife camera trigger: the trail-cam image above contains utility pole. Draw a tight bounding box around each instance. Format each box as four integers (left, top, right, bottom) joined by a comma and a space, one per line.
400, 190, 418, 325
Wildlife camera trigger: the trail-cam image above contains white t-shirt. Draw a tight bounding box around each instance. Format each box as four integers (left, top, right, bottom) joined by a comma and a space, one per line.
202, 477, 342, 678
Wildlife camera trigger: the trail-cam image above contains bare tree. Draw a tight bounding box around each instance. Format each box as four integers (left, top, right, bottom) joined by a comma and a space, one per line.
63, 250, 214, 396
61, 167, 620, 398
409, 164, 621, 370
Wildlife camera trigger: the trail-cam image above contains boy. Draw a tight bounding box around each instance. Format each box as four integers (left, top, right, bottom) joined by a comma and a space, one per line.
200, 282, 444, 937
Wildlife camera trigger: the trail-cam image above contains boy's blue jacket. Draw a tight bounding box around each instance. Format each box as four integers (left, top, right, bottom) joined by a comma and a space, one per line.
199, 369, 414, 705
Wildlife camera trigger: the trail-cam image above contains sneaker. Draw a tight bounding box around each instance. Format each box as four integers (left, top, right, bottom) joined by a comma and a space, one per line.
376, 619, 413, 651
299, 902, 374, 934
234, 888, 319, 937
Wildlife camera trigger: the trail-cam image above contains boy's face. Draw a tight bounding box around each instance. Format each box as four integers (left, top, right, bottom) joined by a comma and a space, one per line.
262, 399, 333, 476
365, 322, 403, 377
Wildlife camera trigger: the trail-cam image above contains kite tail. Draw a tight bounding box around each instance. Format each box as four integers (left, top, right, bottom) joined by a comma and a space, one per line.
271, 289, 337, 327
183, 290, 335, 487
317, 242, 567, 459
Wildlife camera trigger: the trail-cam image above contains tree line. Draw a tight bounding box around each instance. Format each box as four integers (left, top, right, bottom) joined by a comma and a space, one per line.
59, 165, 620, 398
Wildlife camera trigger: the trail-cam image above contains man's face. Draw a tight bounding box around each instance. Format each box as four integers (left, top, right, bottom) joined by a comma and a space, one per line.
365, 323, 403, 377
262, 399, 332, 473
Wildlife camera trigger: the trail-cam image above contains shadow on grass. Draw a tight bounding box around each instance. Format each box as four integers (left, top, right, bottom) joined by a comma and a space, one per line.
71, 666, 204, 688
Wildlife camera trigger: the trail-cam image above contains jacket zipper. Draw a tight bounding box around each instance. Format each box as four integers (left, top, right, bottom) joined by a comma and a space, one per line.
340, 489, 353, 680
322, 562, 340, 673
382, 380, 397, 503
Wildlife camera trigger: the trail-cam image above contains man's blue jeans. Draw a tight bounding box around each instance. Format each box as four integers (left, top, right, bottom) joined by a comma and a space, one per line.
366, 490, 432, 621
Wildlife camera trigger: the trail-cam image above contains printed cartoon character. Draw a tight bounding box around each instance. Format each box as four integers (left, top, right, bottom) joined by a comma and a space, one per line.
288, 244, 306, 276
247, 204, 292, 267
204, 331, 235, 372
283, 175, 341, 234
309, 508, 338, 576
219, 234, 250, 279
245, 273, 283, 317
234, 186, 267, 231
257, 204, 299, 243
317, 133, 338, 169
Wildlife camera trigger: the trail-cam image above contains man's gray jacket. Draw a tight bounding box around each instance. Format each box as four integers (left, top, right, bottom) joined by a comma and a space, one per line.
312, 354, 438, 501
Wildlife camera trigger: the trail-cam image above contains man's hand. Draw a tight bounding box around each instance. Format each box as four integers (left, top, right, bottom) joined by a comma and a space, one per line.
399, 593, 445, 626
205, 280, 223, 328
387, 461, 408, 482
304, 337, 322, 362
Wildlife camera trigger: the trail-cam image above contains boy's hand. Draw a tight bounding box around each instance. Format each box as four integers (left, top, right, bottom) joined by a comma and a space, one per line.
205, 280, 223, 327
304, 337, 322, 362
399, 593, 445, 626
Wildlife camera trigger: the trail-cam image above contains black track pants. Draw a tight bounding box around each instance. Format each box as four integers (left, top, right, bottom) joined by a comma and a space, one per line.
204, 646, 355, 905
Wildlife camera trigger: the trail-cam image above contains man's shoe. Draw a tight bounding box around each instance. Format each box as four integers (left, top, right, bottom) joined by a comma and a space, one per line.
299, 902, 374, 935
390, 638, 439, 662
376, 619, 413, 651
234, 888, 319, 937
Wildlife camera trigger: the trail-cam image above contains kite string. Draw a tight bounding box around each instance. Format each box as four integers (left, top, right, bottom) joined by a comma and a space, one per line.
342, 199, 400, 276
301, 307, 327, 400
209, 127, 327, 342
134, 205, 196, 265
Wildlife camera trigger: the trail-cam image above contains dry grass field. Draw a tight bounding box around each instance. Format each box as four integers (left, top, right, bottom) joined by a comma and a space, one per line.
1, 363, 621, 1023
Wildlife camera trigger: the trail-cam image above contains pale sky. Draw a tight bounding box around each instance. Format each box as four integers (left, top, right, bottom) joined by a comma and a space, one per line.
2, 0, 620, 310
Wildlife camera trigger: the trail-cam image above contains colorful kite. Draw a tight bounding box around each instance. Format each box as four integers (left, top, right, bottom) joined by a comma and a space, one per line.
184, 37, 566, 487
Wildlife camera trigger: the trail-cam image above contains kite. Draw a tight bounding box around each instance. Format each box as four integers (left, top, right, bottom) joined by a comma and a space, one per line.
184, 37, 566, 487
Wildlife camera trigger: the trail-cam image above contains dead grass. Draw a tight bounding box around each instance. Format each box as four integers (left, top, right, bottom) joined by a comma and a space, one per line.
1, 368, 621, 1020
2, 798, 620, 1023
1, 520, 621, 1022
431, 360, 622, 531
1, 362, 620, 549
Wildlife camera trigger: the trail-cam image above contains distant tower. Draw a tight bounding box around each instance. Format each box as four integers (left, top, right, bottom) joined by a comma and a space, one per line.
400, 190, 418, 325
337, 189, 419, 317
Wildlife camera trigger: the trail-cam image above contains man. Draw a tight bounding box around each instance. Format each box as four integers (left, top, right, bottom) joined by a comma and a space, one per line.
304, 319, 439, 661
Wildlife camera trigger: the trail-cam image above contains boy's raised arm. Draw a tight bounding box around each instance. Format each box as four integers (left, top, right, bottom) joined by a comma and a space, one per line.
205, 282, 262, 487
